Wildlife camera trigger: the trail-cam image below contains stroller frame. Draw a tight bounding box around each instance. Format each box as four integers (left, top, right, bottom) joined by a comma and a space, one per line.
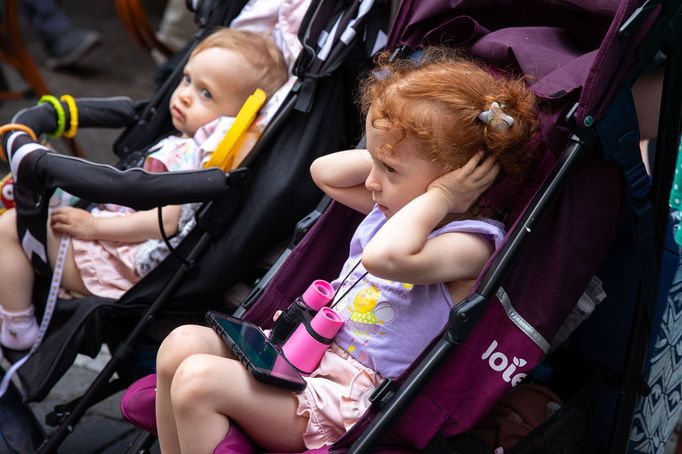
32, 170, 250, 454
348, 1, 682, 452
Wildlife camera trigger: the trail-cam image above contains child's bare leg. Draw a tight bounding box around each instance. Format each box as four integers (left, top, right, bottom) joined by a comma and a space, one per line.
171, 354, 308, 453
0, 209, 89, 303
156, 325, 233, 454
0, 209, 40, 349
0, 209, 35, 312
0, 209, 89, 350
46, 222, 90, 295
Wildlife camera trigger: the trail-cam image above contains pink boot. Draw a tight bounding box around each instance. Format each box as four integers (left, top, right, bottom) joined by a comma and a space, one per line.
0, 306, 39, 351
120, 373, 158, 436
212, 424, 255, 454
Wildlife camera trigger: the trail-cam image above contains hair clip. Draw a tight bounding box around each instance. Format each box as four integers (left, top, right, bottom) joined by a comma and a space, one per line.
478, 102, 514, 132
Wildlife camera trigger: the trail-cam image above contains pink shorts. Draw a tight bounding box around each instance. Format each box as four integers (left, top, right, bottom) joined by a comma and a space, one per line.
293, 344, 382, 449
70, 212, 142, 299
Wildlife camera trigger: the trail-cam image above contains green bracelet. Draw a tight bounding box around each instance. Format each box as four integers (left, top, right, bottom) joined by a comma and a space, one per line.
37, 95, 66, 137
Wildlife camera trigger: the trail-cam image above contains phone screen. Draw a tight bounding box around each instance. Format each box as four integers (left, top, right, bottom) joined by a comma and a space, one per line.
209, 313, 306, 388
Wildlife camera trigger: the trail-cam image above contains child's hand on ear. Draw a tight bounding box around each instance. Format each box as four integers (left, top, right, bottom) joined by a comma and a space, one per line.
427, 151, 500, 213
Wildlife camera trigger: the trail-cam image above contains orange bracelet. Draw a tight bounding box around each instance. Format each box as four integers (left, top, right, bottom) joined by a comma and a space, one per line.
0, 124, 38, 162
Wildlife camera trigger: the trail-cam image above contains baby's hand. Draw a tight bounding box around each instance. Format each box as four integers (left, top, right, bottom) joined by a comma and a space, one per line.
428, 151, 500, 213
50, 207, 98, 240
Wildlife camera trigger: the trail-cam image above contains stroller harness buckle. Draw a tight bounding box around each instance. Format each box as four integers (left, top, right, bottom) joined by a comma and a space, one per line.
369, 378, 395, 408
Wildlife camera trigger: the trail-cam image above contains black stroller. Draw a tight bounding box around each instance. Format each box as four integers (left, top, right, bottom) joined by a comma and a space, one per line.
0, 0, 390, 452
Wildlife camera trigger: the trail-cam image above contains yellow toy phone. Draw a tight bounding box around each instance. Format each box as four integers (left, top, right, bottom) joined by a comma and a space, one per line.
204, 88, 267, 172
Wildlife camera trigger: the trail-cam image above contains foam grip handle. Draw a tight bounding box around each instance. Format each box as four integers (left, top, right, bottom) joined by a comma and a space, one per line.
282, 307, 344, 374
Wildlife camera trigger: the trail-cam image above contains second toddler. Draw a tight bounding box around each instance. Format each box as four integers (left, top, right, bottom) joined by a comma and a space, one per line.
0, 28, 287, 356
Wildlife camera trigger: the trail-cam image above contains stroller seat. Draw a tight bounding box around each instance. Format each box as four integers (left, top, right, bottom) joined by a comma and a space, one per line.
119, 373, 157, 436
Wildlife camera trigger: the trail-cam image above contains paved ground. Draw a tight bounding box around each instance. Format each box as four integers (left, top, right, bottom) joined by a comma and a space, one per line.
0, 1, 164, 452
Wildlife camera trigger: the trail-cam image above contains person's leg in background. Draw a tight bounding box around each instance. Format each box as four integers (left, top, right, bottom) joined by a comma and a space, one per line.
20, 0, 101, 70
153, 0, 194, 65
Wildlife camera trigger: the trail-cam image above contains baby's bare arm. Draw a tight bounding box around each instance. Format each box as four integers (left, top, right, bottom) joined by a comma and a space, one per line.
310, 149, 374, 214
362, 190, 493, 284
50, 205, 181, 243
362, 152, 499, 284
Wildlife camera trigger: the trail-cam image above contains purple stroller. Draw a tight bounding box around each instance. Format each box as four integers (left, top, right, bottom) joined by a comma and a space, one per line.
0, 1, 392, 453
120, 0, 682, 452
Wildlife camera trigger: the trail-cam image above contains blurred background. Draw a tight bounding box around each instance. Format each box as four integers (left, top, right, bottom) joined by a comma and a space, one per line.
0, 0, 165, 164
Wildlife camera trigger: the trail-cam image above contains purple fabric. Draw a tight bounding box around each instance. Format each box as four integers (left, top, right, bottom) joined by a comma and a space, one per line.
332, 206, 505, 378
212, 425, 256, 454
331, 295, 545, 450
244, 202, 364, 327
120, 373, 158, 436
494, 155, 621, 341
388, 0, 613, 49
120, 373, 259, 453
471, 27, 594, 97
387, 0, 660, 123
397, 296, 545, 443
576, 1, 660, 122
422, 15, 490, 47
227, 0, 646, 450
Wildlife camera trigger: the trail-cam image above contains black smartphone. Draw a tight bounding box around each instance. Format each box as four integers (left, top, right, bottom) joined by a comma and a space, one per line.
205, 311, 307, 392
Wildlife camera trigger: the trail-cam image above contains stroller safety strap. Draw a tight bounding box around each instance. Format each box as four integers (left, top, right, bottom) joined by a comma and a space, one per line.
204, 88, 266, 172
0, 234, 70, 398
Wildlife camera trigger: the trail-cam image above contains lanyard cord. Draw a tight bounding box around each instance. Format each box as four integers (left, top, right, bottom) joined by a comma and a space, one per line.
158, 206, 191, 267
330, 259, 368, 310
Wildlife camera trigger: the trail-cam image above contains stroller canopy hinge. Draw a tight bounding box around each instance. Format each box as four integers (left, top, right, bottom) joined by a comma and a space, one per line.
564, 103, 596, 148
447, 293, 489, 344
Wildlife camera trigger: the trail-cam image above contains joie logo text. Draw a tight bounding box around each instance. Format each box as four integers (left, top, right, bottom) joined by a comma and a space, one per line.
481, 340, 527, 386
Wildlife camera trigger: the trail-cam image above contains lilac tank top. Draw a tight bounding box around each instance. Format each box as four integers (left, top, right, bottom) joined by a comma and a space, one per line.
331, 206, 505, 379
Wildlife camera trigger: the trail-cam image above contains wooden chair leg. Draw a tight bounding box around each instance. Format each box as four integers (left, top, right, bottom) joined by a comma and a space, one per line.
0, 0, 50, 98
115, 0, 174, 59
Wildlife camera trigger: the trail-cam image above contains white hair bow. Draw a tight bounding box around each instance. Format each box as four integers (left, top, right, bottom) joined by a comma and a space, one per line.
478, 102, 514, 132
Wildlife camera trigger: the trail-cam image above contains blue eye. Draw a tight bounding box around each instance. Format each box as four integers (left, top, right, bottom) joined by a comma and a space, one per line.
182, 74, 191, 85
200, 88, 212, 100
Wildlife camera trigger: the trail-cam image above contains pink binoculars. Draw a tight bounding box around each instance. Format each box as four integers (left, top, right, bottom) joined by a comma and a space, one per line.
282, 307, 344, 374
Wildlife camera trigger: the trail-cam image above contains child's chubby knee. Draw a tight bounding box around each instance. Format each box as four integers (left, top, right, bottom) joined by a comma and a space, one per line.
0, 209, 18, 238
162, 324, 214, 349
170, 354, 227, 406
157, 324, 223, 373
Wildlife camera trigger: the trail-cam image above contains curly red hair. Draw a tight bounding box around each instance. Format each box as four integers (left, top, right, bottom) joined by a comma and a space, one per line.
360, 48, 538, 183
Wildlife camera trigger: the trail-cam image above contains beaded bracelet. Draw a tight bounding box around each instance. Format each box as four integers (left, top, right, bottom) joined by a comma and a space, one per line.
60, 94, 79, 138
38, 95, 66, 137
0, 123, 38, 162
